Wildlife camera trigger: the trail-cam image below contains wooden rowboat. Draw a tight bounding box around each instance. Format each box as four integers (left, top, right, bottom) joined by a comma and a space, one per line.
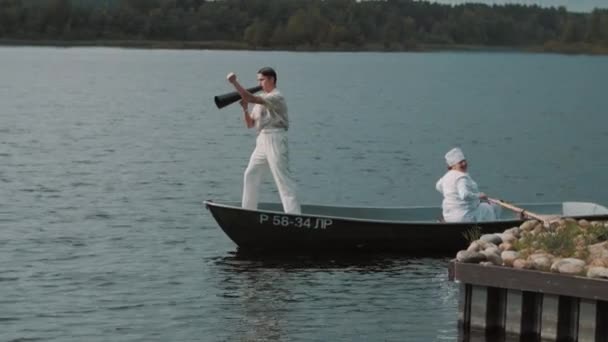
204, 200, 608, 255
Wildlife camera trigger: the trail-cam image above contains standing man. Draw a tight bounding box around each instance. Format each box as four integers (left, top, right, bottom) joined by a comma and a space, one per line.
226, 67, 301, 214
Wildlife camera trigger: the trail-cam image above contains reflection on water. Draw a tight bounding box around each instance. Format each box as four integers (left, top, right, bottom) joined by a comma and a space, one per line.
214, 253, 541, 342
223, 265, 288, 341
220, 250, 455, 276
212, 252, 458, 341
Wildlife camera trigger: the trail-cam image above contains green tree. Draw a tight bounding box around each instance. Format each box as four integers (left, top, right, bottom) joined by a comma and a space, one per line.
561, 16, 585, 43
243, 18, 272, 47
45, 0, 72, 37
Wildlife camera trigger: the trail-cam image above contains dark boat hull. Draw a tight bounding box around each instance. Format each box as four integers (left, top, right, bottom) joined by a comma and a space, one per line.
204, 201, 579, 255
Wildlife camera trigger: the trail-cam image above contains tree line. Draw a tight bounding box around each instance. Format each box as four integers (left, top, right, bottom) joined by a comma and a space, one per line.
0, 0, 607, 52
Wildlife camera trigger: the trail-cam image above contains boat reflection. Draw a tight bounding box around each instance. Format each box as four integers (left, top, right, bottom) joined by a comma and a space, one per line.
212, 251, 457, 341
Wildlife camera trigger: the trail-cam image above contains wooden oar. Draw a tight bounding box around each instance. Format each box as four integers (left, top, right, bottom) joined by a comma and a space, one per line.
487, 198, 560, 225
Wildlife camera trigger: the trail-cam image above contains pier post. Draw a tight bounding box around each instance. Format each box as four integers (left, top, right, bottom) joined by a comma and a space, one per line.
450, 261, 608, 341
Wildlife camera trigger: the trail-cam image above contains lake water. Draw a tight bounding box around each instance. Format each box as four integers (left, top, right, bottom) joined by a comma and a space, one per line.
1, 47, 607, 341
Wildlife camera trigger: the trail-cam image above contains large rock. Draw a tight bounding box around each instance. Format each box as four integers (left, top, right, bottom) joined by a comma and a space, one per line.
588, 241, 608, 260
498, 232, 517, 244
499, 242, 514, 251
589, 258, 608, 267
587, 266, 608, 279
466, 241, 481, 252
476, 240, 498, 250
528, 253, 553, 271
484, 245, 501, 256
520, 220, 538, 232
513, 258, 531, 269
503, 227, 520, 238
501, 251, 519, 267
480, 234, 503, 245
481, 250, 503, 266
456, 250, 487, 263
550, 258, 586, 275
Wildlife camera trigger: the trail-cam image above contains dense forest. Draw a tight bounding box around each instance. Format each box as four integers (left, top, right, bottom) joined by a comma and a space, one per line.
0, 0, 607, 53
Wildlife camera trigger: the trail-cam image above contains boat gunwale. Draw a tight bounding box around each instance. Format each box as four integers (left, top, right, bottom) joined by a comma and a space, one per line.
203, 200, 602, 226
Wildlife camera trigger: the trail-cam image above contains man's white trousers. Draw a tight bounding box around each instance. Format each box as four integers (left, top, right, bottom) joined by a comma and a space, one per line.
242, 130, 301, 214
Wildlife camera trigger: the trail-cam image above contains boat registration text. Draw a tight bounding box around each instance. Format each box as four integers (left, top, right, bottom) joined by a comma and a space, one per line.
259, 214, 333, 229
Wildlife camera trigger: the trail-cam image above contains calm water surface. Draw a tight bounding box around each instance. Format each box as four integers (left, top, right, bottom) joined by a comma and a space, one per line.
2, 47, 608, 341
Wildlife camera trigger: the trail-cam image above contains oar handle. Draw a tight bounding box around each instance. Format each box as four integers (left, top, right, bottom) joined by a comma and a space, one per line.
487, 198, 546, 222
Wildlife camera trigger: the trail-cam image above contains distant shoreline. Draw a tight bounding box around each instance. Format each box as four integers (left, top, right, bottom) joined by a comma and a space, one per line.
1, 39, 607, 55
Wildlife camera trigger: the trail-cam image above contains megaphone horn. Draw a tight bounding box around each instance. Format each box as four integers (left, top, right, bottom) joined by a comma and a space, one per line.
214, 85, 263, 109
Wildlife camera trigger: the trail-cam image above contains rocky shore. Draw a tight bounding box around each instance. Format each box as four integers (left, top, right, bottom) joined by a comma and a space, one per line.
456, 218, 608, 279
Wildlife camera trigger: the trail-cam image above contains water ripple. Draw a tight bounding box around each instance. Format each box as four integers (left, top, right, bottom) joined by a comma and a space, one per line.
2, 48, 608, 342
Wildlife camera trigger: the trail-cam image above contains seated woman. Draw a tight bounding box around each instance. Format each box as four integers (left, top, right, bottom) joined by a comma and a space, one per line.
435, 147, 501, 222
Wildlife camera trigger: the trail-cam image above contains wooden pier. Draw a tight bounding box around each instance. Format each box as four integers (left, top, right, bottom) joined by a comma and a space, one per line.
449, 261, 608, 341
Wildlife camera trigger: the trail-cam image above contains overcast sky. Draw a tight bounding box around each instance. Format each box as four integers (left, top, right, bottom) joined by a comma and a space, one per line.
425, 0, 607, 12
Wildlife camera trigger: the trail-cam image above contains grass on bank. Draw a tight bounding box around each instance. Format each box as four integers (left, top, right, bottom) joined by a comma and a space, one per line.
514, 220, 608, 259
463, 226, 482, 244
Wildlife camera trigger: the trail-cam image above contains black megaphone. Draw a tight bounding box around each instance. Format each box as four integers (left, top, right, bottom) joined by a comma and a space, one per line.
214, 85, 263, 109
